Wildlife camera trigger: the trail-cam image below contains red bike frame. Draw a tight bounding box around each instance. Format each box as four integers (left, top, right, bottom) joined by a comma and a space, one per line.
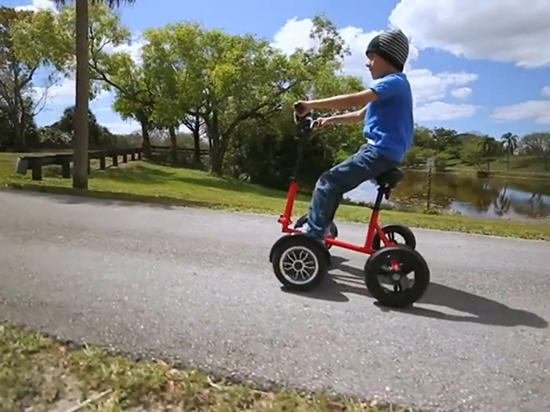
278, 180, 395, 255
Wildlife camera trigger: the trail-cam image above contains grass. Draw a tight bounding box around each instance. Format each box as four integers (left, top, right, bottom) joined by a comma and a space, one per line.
2, 152, 550, 240
444, 155, 550, 180
0, 322, 406, 411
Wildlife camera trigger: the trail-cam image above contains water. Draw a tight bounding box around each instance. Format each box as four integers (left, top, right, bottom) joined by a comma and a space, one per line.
344, 170, 550, 221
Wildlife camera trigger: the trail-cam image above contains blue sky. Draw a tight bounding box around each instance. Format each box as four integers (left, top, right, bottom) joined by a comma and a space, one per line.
3, 0, 550, 138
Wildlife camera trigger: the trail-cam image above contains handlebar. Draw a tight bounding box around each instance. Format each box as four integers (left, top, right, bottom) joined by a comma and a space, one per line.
293, 103, 317, 134
290, 103, 318, 180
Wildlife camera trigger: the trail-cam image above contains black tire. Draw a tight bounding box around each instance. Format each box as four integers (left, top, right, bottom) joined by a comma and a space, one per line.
294, 214, 338, 248
364, 246, 429, 308
372, 224, 416, 250
271, 235, 329, 291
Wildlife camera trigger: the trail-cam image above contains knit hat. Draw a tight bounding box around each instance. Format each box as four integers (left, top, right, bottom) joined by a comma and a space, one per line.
366, 29, 409, 72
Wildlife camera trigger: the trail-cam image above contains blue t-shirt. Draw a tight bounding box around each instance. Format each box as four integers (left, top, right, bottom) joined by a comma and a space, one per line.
363, 72, 413, 163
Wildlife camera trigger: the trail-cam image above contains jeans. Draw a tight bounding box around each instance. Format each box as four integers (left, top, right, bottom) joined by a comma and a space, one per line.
305, 144, 399, 238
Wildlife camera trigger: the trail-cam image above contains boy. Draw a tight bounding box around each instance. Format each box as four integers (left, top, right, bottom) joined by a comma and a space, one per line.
294, 28, 413, 240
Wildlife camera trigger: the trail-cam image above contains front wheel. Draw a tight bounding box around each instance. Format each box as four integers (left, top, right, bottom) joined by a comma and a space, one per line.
364, 246, 429, 308
271, 235, 329, 291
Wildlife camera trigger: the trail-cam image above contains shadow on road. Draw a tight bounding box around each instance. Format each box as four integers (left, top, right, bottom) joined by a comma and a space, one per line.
283, 256, 548, 329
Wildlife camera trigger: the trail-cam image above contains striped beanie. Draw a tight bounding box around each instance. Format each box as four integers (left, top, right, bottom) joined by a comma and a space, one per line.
366, 29, 409, 72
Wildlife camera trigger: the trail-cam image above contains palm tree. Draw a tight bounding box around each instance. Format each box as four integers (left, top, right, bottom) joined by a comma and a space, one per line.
54, 0, 135, 189
501, 132, 518, 170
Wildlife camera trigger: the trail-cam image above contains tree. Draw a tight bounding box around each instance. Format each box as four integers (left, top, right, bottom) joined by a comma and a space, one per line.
0, 7, 64, 148
53, 0, 135, 189
226, 74, 364, 188
102, 52, 155, 158
461, 143, 485, 172
461, 135, 500, 174
521, 132, 550, 170
432, 127, 459, 152
52, 105, 114, 147
149, 16, 348, 176
501, 132, 518, 170
481, 135, 500, 173
412, 126, 435, 149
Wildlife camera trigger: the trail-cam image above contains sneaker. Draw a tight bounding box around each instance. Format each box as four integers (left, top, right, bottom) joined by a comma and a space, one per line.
295, 222, 325, 241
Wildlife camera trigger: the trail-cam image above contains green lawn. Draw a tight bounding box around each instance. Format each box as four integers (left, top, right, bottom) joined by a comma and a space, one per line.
2, 152, 550, 240
444, 155, 550, 180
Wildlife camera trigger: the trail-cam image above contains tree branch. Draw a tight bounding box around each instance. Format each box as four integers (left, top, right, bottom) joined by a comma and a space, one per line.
221, 81, 295, 138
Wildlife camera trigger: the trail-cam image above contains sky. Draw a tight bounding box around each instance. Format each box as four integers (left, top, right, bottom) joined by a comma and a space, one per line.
2, 0, 550, 138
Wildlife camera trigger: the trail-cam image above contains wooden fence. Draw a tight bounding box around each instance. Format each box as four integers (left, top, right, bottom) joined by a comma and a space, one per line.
15, 148, 143, 181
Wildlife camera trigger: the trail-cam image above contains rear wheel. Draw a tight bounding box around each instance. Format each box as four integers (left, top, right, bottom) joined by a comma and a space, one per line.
364, 246, 429, 308
372, 224, 416, 250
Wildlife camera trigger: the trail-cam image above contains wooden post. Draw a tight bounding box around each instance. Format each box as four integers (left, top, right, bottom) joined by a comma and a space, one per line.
138, 151, 142, 159
31, 159, 42, 181
112, 155, 118, 167
427, 166, 432, 210
100, 155, 106, 169
131, 152, 135, 161
426, 157, 434, 210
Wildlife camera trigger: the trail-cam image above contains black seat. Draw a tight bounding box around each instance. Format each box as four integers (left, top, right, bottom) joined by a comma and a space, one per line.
375, 167, 404, 188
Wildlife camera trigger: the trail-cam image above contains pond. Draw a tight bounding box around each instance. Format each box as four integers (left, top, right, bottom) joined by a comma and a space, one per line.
344, 170, 550, 222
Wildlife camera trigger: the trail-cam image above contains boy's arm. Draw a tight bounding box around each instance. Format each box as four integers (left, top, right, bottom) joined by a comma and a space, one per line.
318, 107, 367, 127
296, 89, 378, 114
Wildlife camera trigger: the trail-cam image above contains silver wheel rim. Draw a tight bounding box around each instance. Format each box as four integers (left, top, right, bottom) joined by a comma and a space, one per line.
279, 246, 319, 285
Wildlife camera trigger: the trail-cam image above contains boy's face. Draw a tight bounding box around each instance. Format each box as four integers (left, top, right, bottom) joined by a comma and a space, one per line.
366, 52, 390, 79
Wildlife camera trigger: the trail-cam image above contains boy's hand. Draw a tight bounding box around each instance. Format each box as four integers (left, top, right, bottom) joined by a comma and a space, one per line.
315, 117, 332, 128
294, 101, 312, 117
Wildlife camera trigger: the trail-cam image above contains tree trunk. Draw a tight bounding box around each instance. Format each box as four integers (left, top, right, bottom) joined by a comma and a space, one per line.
192, 115, 202, 166
12, 112, 23, 149
168, 125, 178, 164
73, 0, 89, 189
10, 67, 25, 149
210, 136, 223, 175
209, 112, 223, 175
140, 118, 151, 159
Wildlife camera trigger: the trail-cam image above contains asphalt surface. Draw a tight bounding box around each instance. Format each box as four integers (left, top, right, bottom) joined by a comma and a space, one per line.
1, 189, 549, 411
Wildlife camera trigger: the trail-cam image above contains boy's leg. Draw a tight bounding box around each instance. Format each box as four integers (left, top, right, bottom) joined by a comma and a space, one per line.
304, 144, 398, 238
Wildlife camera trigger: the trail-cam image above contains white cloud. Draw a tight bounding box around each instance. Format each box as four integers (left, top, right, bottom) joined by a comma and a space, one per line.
102, 121, 141, 135
272, 18, 421, 86
416, 101, 479, 121
390, 0, 550, 68
542, 86, 550, 97
451, 87, 472, 99
271, 18, 315, 55
492, 100, 550, 124
34, 77, 111, 108
33, 78, 75, 105
109, 34, 145, 64
272, 18, 480, 122
409, 70, 479, 120
407, 69, 478, 103
15, 0, 56, 12
338, 26, 380, 83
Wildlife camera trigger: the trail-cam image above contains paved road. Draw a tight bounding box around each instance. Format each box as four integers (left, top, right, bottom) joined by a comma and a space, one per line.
1, 190, 549, 411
